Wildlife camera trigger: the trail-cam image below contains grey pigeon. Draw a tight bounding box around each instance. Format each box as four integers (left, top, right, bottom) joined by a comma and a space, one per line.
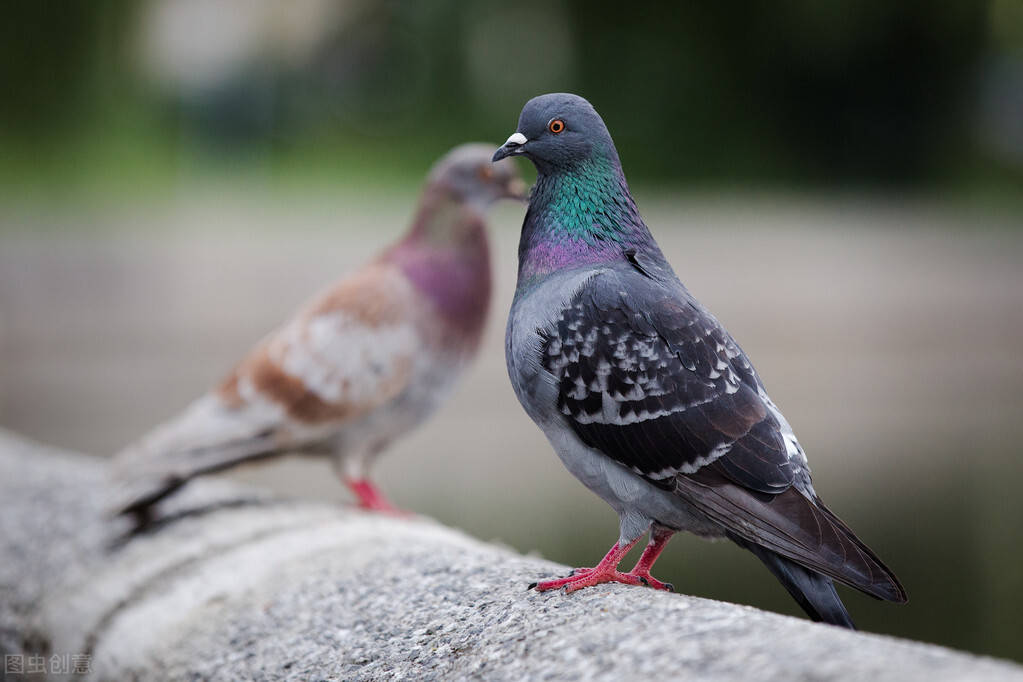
112, 144, 525, 517
494, 93, 906, 628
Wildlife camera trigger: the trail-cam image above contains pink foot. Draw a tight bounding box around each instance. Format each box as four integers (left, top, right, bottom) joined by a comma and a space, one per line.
628, 571, 674, 592
530, 527, 677, 594
344, 478, 411, 516
531, 567, 673, 593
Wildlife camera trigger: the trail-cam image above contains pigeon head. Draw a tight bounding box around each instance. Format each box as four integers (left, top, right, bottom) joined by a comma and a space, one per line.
491, 93, 619, 174
429, 143, 527, 211
401, 143, 524, 251
493, 94, 660, 283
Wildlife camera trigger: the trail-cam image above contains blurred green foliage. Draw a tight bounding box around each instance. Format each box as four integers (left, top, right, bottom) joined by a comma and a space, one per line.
1, 0, 1020, 200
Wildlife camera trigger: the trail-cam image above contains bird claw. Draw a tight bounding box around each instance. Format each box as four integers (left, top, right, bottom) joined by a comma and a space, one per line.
532, 568, 673, 594
626, 570, 673, 592
344, 478, 411, 516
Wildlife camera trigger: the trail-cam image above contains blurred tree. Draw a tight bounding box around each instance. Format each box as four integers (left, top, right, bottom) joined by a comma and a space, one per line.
0, 0, 1011, 189
569, 0, 988, 184
0, 1, 136, 135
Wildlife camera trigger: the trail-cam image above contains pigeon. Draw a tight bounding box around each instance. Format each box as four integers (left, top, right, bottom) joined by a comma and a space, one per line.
112, 143, 525, 518
494, 93, 906, 628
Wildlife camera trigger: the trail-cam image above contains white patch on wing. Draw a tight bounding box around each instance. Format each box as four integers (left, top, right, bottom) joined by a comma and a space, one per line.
567, 376, 588, 400
273, 312, 416, 405
629, 440, 732, 480
614, 383, 646, 401
581, 326, 599, 356
692, 443, 734, 475
570, 393, 718, 425
757, 386, 807, 467
645, 466, 677, 480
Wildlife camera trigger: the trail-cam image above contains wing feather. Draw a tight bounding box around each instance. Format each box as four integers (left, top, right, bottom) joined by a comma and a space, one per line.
676, 469, 907, 602
541, 262, 905, 602
543, 267, 791, 487
111, 262, 419, 514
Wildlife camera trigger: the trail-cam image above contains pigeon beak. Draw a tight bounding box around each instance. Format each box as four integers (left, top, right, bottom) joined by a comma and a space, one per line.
492, 132, 527, 162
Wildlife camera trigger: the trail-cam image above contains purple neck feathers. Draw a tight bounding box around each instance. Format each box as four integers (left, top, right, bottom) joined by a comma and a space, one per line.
517, 156, 653, 286
385, 191, 492, 343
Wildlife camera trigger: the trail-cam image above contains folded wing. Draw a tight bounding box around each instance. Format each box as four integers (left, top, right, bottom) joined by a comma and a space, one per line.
111, 262, 419, 514
543, 264, 905, 602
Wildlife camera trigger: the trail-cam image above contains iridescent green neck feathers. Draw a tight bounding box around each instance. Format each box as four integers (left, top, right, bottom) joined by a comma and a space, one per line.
517, 156, 651, 283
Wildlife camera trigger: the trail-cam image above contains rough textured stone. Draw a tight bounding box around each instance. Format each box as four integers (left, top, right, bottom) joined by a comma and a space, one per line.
1, 428, 1021, 682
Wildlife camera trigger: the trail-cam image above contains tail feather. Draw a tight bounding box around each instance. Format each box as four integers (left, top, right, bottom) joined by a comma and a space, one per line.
731, 532, 856, 629
677, 470, 907, 604
109, 394, 294, 516
111, 434, 281, 516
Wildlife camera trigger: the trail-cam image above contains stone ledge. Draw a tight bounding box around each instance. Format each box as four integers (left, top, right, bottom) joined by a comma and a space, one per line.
1, 428, 1020, 681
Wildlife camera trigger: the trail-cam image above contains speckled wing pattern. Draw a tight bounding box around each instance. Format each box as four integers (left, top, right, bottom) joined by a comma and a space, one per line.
540, 264, 905, 602
541, 266, 794, 493
217, 262, 419, 428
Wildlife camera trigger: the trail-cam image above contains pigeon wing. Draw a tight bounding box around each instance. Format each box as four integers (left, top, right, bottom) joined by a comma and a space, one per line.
111, 262, 419, 514
543, 264, 905, 602
542, 266, 792, 491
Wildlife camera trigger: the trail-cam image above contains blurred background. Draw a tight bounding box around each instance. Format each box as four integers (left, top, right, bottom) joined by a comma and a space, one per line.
2, 0, 1022, 663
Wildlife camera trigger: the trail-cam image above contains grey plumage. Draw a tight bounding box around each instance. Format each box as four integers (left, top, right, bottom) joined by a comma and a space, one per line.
496, 92, 905, 627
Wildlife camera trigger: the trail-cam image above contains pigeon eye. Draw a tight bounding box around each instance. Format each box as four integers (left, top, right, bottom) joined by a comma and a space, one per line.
548, 119, 565, 134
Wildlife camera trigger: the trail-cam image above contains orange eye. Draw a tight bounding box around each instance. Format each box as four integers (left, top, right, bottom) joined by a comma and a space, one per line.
548, 118, 565, 134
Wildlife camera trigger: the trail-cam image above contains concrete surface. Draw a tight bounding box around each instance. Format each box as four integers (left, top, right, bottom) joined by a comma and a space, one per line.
2, 428, 1022, 681
5, 196, 1023, 655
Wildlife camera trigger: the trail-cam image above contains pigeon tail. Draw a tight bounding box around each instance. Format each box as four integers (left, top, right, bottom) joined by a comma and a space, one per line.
109, 394, 295, 517
731, 533, 856, 629
678, 470, 907, 604
110, 433, 284, 517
